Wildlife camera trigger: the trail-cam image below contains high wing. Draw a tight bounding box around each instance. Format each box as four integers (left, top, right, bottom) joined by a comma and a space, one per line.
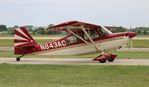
48, 21, 100, 31
48, 21, 113, 51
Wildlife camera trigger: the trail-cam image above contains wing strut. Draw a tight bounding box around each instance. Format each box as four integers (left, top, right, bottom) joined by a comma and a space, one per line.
66, 29, 91, 45
81, 26, 100, 51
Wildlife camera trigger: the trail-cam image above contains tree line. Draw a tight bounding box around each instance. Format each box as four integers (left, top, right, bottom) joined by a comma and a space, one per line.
0, 24, 67, 35
0, 24, 149, 35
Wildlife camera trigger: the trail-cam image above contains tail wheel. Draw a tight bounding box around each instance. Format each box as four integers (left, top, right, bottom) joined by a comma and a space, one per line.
16, 57, 21, 61
16, 55, 24, 61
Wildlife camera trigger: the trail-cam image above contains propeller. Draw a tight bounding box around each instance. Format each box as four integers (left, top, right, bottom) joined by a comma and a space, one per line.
126, 35, 132, 49
127, 32, 136, 49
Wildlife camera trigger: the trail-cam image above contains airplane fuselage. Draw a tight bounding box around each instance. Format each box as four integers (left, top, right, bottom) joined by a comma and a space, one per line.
37, 32, 130, 55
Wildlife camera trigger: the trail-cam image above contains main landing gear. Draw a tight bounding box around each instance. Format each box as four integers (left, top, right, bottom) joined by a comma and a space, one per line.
93, 54, 117, 63
16, 55, 24, 61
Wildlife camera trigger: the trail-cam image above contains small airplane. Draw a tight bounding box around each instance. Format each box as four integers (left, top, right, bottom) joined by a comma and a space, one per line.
14, 21, 136, 63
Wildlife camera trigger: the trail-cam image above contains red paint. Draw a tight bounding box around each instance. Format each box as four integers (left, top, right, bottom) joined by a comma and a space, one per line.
93, 54, 117, 62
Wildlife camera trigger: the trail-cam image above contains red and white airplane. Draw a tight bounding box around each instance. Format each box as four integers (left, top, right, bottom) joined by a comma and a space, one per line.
14, 21, 136, 63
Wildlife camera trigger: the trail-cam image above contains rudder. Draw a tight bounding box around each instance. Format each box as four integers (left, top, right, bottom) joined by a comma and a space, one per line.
14, 27, 37, 54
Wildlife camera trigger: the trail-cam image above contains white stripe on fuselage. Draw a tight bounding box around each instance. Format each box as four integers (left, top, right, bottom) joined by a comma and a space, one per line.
39, 36, 129, 55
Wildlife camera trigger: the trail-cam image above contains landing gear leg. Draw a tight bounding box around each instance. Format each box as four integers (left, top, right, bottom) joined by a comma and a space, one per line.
16, 55, 24, 61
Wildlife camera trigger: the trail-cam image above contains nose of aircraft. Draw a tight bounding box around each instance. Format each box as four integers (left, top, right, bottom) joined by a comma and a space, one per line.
128, 32, 137, 38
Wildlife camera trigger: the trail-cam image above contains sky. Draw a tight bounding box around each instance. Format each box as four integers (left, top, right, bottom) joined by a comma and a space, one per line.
0, 0, 149, 28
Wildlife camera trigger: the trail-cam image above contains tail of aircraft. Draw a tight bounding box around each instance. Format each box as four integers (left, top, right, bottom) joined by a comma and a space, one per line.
14, 27, 38, 55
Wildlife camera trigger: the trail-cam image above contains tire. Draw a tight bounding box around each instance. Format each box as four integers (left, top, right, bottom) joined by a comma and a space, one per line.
108, 58, 114, 62
16, 57, 20, 61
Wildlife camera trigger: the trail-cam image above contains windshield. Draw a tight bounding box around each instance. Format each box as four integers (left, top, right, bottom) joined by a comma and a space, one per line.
98, 26, 113, 36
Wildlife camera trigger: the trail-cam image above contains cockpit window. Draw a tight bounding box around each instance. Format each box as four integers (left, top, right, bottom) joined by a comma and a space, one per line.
64, 27, 112, 45
65, 36, 78, 44
84, 30, 99, 40
98, 26, 112, 36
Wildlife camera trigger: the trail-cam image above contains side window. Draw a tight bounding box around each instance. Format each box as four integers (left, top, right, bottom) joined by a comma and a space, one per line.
84, 30, 99, 40
89, 30, 99, 39
98, 28, 104, 36
65, 36, 77, 44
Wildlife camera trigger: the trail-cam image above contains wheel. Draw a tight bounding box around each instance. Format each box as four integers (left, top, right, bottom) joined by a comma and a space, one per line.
99, 59, 106, 63
107, 58, 115, 62
16, 57, 20, 61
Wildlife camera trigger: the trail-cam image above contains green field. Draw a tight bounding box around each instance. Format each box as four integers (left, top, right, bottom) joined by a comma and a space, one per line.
0, 39, 13, 47
0, 50, 149, 59
0, 64, 148, 87
127, 40, 149, 48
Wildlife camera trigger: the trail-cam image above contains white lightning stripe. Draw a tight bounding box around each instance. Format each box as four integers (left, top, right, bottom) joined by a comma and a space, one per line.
14, 42, 29, 46
14, 34, 28, 41
15, 28, 30, 39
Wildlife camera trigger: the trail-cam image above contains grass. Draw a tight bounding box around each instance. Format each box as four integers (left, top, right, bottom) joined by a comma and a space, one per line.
117, 51, 149, 59
0, 64, 149, 87
128, 40, 149, 48
0, 39, 13, 47
0, 50, 149, 59
136, 35, 149, 37
0, 34, 13, 37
